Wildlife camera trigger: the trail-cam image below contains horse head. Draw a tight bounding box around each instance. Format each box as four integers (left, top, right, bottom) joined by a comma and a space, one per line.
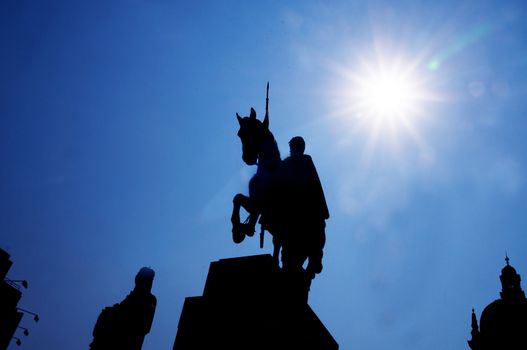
236, 107, 270, 166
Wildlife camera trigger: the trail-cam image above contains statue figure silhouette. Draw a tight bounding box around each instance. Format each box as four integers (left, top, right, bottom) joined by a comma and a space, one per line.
282, 136, 329, 279
90, 267, 157, 350
231, 98, 329, 282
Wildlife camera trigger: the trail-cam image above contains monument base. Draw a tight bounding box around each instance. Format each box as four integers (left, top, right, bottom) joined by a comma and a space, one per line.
173, 254, 338, 350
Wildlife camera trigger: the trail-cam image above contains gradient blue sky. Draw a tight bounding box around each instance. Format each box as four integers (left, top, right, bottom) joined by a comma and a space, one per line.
2, 1, 527, 349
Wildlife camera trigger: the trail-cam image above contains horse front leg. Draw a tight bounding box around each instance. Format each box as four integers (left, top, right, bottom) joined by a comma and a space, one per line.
231, 193, 259, 243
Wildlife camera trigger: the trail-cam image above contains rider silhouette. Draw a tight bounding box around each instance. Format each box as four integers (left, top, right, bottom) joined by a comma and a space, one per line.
281, 136, 329, 279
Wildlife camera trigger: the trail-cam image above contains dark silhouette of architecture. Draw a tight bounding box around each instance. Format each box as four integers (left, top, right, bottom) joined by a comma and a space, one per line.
90, 267, 157, 350
173, 254, 338, 350
1, 248, 38, 349
231, 84, 329, 284
468, 256, 527, 350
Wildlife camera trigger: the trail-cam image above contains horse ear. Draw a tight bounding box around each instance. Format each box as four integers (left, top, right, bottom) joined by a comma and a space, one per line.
236, 113, 242, 124
250, 108, 256, 119
263, 112, 269, 129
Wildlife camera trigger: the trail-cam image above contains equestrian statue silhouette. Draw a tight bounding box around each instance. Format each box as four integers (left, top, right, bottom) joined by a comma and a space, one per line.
231, 83, 329, 280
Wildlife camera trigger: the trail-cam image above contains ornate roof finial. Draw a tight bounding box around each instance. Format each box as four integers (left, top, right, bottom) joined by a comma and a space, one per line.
471, 308, 478, 328
505, 253, 510, 266
468, 308, 480, 350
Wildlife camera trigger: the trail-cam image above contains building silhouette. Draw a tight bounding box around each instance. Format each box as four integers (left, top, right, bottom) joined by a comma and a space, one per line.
1, 248, 38, 349
90, 267, 157, 350
173, 254, 338, 350
468, 257, 527, 350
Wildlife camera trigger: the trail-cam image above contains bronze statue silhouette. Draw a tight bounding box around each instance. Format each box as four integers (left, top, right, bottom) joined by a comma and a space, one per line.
231, 84, 329, 281
90, 267, 157, 350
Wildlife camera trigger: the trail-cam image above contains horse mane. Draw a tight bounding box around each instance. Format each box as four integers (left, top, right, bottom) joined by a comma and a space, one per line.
257, 130, 281, 173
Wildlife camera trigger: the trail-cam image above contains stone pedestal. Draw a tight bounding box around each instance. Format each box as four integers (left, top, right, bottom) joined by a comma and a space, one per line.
173, 254, 338, 350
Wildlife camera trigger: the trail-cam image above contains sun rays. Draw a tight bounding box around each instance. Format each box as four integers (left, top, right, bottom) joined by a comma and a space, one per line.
326, 48, 438, 167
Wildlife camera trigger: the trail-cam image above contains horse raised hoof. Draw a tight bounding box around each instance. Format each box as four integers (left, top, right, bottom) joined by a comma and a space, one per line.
232, 222, 256, 243
232, 223, 245, 244
242, 223, 255, 237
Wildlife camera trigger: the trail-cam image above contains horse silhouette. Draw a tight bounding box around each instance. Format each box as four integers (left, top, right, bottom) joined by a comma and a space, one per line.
231, 107, 328, 278
231, 108, 282, 262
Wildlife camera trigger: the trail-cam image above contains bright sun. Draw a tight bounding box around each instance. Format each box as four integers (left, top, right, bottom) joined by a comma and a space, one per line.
357, 70, 419, 118
329, 52, 432, 129
327, 50, 436, 159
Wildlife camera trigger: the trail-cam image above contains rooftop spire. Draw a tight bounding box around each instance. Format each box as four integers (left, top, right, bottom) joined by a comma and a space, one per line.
471, 308, 478, 329
468, 308, 480, 350
499, 255, 525, 300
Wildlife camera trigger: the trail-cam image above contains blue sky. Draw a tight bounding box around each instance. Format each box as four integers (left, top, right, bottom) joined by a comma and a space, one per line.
2, 1, 527, 349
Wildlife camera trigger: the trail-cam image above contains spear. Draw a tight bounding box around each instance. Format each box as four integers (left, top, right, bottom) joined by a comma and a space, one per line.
261, 82, 269, 249
265, 81, 269, 120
